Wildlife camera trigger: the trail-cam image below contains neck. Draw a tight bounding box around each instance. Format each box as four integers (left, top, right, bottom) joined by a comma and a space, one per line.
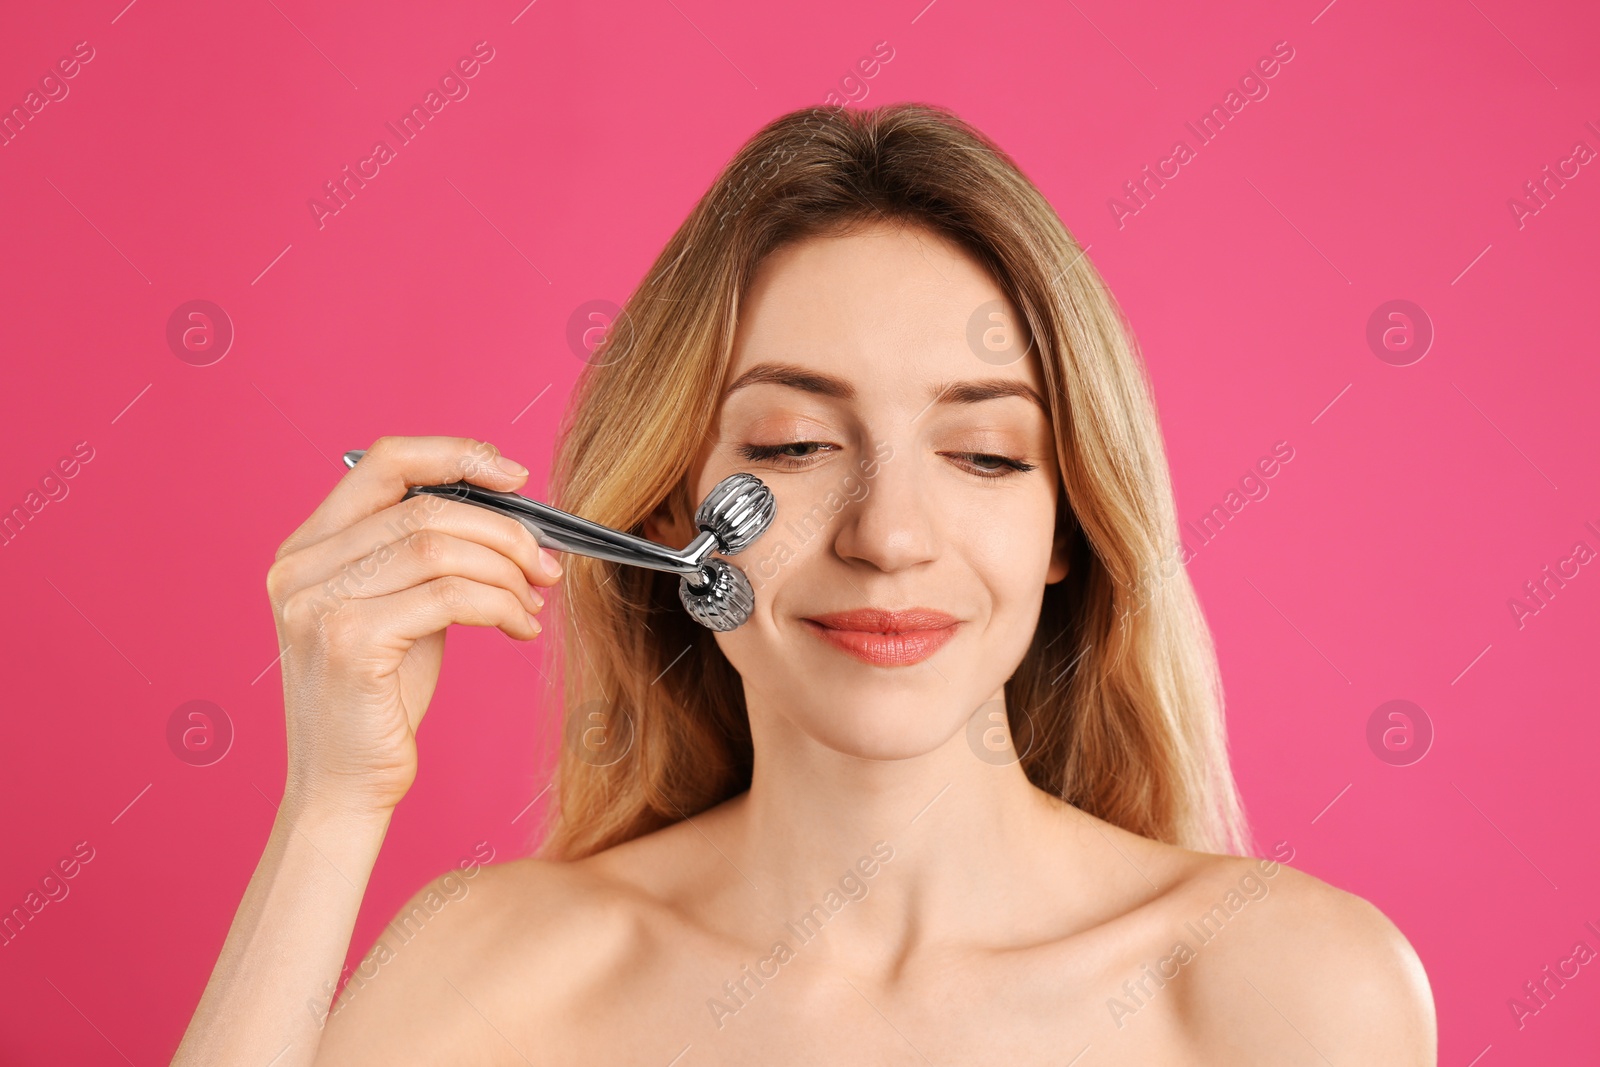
712, 690, 1088, 967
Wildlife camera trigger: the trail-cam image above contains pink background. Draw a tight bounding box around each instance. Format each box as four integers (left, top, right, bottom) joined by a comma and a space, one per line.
2, 0, 1597, 1061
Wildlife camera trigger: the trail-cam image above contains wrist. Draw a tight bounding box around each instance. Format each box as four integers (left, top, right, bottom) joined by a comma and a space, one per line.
277, 778, 397, 839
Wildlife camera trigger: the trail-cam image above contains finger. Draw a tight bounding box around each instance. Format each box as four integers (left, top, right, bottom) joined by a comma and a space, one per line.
273, 493, 562, 601
297, 527, 547, 616
360, 575, 543, 647
276, 435, 531, 561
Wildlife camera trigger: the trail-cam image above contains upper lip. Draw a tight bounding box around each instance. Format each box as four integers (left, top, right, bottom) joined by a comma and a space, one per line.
804, 608, 959, 632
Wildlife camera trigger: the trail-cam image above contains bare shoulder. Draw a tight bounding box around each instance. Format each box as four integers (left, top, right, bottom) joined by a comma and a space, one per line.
1170, 853, 1437, 1065
314, 849, 654, 1064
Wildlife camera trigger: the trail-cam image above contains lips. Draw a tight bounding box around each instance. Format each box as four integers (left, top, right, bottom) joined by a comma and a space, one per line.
801, 608, 960, 666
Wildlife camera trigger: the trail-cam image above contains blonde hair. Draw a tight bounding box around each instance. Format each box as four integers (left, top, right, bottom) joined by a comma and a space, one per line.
536, 103, 1252, 860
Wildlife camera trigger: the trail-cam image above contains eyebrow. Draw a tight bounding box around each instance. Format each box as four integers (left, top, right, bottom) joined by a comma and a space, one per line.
723, 361, 1048, 412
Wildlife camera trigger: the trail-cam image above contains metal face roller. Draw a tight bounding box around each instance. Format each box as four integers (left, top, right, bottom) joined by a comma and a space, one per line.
341, 450, 776, 632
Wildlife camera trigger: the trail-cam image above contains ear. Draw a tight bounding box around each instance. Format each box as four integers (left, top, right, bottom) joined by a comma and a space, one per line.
641, 491, 692, 548
1045, 498, 1072, 586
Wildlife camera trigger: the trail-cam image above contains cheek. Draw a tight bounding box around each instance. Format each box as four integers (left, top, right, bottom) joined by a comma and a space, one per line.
961, 493, 1056, 579
741, 528, 801, 595
738, 482, 846, 589
709, 626, 758, 678
960, 494, 1058, 647
712, 548, 805, 662
967, 550, 1048, 647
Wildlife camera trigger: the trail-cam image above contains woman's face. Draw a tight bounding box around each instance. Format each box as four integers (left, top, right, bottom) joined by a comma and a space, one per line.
650, 220, 1069, 761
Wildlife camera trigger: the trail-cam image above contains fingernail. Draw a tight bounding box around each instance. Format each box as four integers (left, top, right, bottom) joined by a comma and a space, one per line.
527, 612, 542, 635
495, 454, 528, 477
539, 547, 562, 578
529, 586, 545, 610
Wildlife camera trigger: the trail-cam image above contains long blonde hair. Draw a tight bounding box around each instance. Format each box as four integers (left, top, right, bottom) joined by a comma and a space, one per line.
536, 103, 1252, 860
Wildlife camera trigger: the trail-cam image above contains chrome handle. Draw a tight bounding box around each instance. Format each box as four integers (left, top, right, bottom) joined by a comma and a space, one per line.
340, 449, 777, 631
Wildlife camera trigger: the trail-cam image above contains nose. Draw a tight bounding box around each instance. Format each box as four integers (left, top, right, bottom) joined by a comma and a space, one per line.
828, 440, 940, 574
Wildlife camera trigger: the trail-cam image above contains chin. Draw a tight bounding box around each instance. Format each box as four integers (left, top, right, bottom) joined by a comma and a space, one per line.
792, 694, 967, 762
722, 620, 1011, 761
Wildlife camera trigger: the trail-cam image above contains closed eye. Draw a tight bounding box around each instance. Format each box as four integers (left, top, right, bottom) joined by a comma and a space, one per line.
951, 452, 1037, 478
737, 442, 1036, 479
738, 442, 830, 465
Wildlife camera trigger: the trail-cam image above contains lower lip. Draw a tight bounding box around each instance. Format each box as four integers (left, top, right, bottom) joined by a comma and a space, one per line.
802, 619, 959, 666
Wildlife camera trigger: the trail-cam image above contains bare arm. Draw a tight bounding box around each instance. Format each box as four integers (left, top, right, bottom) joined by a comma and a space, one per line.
170, 435, 561, 1066
171, 796, 390, 1063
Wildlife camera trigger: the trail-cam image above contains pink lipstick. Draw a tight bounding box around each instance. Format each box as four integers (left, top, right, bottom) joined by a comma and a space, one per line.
801, 608, 960, 666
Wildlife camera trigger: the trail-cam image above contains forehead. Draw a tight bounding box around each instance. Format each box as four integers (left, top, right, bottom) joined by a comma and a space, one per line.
727, 221, 1046, 405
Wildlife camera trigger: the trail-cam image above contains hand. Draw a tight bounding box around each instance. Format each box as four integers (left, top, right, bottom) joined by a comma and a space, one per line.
264, 435, 562, 820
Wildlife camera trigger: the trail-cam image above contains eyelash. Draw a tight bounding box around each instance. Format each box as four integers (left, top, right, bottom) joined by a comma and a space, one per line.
737, 442, 1037, 479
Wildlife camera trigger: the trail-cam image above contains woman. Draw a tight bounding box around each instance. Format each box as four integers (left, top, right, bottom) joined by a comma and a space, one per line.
175, 104, 1435, 1064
